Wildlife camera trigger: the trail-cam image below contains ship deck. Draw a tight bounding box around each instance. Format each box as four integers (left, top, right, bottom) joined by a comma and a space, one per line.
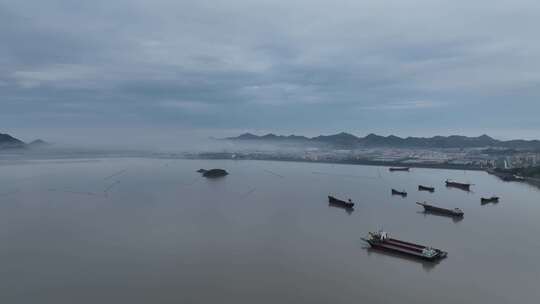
368, 237, 445, 259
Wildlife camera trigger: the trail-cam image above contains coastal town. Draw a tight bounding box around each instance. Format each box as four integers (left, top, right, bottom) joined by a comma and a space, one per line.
188, 146, 540, 170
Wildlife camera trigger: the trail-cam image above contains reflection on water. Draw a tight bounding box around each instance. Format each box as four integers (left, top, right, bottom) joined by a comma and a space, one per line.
365, 247, 440, 272
391, 190, 408, 198
416, 211, 464, 223
445, 184, 472, 192
481, 200, 500, 206
328, 203, 355, 215
1, 157, 540, 304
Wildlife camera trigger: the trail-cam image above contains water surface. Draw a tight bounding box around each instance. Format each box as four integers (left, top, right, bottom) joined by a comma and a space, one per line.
1, 158, 539, 303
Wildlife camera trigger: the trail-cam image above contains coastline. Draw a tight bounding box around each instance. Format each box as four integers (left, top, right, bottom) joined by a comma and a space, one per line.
185, 153, 486, 171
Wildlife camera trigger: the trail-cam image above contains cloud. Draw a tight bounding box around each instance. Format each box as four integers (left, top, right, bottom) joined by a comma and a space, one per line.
239, 83, 325, 105
12, 64, 98, 88
1, 0, 540, 141
159, 100, 214, 113
359, 100, 447, 111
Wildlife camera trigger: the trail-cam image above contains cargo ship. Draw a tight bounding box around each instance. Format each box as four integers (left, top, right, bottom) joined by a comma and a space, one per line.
418, 185, 435, 192
391, 189, 407, 196
328, 195, 354, 208
416, 202, 464, 217
389, 167, 410, 172
362, 231, 447, 261
445, 180, 471, 191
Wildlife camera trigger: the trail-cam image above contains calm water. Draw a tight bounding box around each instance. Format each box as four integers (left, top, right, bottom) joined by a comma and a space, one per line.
1, 157, 539, 303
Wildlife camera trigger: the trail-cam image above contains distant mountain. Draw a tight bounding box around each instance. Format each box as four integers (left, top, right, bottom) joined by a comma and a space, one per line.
0, 132, 26, 149
231, 133, 310, 143
0, 133, 51, 150
28, 139, 50, 148
227, 132, 540, 149
234, 133, 261, 140
312, 132, 359, 147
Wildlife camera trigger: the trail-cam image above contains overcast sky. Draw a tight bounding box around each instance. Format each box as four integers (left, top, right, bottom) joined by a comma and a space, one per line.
1, 0, 539, 145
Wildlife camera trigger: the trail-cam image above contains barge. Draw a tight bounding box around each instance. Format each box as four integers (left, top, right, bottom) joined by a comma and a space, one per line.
481, 196, 499, 204
362, 231, 447, 261
391, 189, 407, 196
328, 195, 354, 208
445, 180, 471, 191
416, 202, 464, 217
418, 185, 435, 192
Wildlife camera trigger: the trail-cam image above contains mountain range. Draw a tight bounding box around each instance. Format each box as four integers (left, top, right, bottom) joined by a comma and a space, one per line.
227, 132, 540, 149
3, 130, 539, 150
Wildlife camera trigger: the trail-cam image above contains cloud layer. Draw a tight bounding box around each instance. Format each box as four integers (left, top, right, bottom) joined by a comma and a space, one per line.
1, 0, 539, 143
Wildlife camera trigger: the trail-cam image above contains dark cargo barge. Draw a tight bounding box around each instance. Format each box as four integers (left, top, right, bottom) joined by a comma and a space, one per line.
362, 231, 447, 261
418, 185, 435, 192
391, 189, 407, 196
416, 202, 464, 217
445, 180, 471, 191
328, 195, 354, 208
481, 196, 499, 204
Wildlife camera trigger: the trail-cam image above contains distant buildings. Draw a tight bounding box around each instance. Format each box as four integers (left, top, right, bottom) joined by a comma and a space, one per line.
503, 153, 540, 168
186, 147, 540, 171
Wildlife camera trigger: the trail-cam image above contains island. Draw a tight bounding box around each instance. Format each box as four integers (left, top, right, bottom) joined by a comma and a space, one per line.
197, 168, 229, 178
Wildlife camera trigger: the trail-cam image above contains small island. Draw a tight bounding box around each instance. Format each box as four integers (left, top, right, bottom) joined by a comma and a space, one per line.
197, 168, 229, 178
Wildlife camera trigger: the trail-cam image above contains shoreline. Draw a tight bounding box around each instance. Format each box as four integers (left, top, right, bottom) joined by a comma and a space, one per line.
185, 154, 486, 171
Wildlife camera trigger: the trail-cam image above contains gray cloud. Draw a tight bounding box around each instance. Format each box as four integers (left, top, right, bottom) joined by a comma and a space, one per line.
1, 0, 540, 144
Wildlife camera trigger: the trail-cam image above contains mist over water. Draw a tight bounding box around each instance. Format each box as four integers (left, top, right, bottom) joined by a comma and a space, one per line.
5, 127, 309, 156
1, 156, 539, 303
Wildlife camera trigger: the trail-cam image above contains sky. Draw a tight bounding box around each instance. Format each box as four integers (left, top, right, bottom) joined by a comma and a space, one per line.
1, 0, 540, 145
